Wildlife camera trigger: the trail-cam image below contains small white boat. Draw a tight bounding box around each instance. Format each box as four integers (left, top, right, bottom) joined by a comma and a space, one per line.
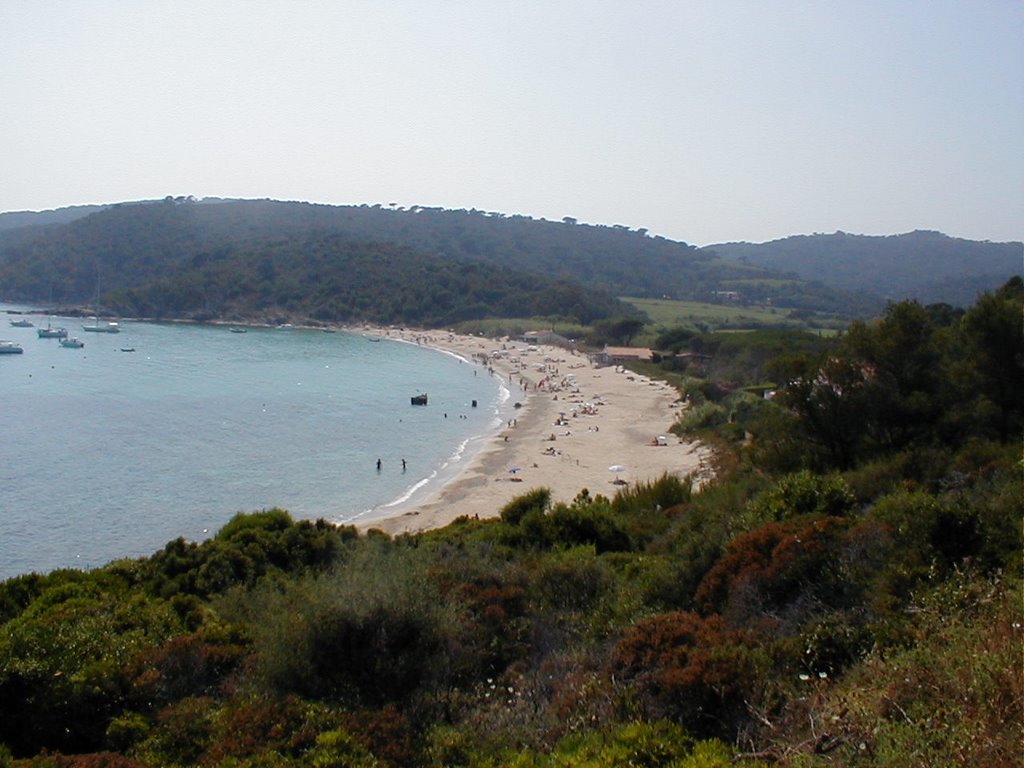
0, 340, 24, 354
9, 318, 34, 328
82, 319, 120, 333
38, 323, 69, 339
229, 327, 247, 334
60, 337, 84, 348
83, 272, 119, 332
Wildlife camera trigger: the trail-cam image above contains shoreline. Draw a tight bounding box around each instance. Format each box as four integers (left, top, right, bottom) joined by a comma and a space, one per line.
347, 325, 712, 536
5, 302, 712, 538
335, 335, 524, 528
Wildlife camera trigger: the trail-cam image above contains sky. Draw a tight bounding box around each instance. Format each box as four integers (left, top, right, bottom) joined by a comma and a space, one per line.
1, 1, 1021, 246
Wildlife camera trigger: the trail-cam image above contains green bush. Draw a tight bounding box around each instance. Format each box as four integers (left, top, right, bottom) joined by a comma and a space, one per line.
739, 470, 855, 533
676, 401, 727, 432
243, 544, 461, 706
500, 488, 552, 526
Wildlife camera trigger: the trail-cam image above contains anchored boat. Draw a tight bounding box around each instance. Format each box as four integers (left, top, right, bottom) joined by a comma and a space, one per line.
38, 323, 68, 339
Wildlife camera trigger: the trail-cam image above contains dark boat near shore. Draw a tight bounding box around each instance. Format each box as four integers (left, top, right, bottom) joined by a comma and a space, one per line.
411, 393, 428, 406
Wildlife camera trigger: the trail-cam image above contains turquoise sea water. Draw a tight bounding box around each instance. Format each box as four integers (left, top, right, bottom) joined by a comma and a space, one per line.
0, 306, 513, 579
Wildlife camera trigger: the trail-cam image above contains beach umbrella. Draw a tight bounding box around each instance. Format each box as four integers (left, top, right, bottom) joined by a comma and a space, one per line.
608, 464, 626, 483
508, 467, 520, 474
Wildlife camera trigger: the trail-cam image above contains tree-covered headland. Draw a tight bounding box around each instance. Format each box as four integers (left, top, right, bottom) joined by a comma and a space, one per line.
0, 280, 1020, 767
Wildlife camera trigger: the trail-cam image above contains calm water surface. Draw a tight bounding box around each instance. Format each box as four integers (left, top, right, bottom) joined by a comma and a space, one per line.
0, 307, 512, 579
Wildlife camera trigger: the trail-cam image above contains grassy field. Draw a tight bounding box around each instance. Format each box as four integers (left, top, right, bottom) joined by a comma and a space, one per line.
620, 296, 847, 341
450, 304, 843, 351
622, 296, 795, 327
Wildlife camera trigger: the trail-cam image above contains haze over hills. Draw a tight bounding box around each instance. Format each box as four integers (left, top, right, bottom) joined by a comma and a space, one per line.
0, 198, 1017, 327
706, 230, 1023, 308
0, 203, 108, 233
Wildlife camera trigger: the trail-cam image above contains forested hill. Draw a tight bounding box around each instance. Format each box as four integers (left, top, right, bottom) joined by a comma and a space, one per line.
0, 199, 640, 326
0, 198, 875, 322
706, 229, 1023, 307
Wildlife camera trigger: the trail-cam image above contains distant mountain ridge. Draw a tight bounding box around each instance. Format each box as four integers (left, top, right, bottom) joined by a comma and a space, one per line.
706, 230, 1022, 307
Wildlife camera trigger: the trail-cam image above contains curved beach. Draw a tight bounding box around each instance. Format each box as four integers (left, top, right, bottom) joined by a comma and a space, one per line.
356, 328, 712, 535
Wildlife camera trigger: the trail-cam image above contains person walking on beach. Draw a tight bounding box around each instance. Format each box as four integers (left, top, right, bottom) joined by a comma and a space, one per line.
376, 458, 382, 471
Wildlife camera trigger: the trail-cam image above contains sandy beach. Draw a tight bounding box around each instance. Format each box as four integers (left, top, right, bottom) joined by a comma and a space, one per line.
354, 327, 711, 536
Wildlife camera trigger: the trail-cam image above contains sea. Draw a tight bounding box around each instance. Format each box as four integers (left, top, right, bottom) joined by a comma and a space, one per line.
0, 304, 517, 580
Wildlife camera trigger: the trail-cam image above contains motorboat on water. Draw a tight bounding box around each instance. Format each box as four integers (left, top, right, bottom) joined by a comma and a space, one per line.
0, 340, 24, 354
9, 318, 34, 327
60, 337, 85, 348
229, 327, 247, 333
411, 393, 428, 405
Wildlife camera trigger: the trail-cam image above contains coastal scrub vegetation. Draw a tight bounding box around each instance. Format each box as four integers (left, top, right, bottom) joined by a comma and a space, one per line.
0, 281, 1021, 766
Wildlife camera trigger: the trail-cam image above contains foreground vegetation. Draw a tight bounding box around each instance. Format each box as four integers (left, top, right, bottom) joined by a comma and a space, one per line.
0, 281, 1020, 767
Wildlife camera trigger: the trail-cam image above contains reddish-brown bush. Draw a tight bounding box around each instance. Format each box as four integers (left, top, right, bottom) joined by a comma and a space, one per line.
612, 611, 765, 736
694, 517, 854, 628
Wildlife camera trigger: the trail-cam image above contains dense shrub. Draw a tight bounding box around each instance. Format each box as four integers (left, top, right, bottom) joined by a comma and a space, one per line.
500, 488, 552, 526
0, 583, 182, 756
612, 612, 768, 737
693, 516, 866, 628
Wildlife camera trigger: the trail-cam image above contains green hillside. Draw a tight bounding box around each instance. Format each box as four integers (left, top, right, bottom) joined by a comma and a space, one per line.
0, 198, 878, 324
707, 229, 1023, 307
0, 200, 633, 326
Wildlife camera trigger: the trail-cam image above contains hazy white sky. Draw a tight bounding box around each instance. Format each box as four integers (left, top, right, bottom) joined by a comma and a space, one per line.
1, 1, 1021, 245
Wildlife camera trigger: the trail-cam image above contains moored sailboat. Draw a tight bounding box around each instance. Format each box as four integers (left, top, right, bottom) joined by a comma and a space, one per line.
38, 321, 69, 338
83, 270, 121, 333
